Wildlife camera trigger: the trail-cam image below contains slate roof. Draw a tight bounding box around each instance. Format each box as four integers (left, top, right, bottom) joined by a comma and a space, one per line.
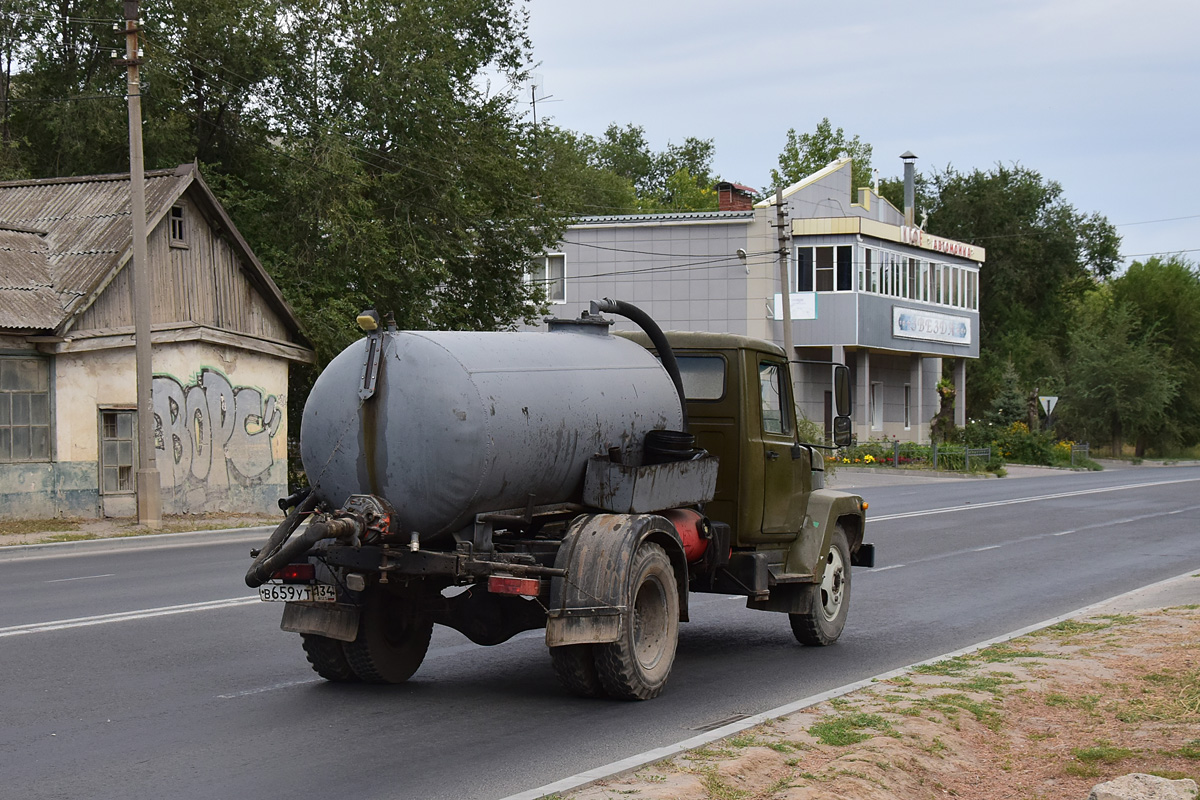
0, 164, 306, 343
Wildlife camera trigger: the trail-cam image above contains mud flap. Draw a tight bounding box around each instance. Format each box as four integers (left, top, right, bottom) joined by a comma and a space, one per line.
545, 513, 688, 647
281, 602, 360, 642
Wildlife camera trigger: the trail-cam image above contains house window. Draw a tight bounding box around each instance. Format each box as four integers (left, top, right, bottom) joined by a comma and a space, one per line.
100, 410, 135, 494
533, 254, 565, 302
0, 357, 51, 462
169, 206, 186, 247
870, 382, 882, 430
798, 246, 853, 292
904, 384, 912, 429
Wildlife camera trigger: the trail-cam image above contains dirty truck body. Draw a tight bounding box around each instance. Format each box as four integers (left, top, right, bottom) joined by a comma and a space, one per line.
246, 301, 872, 700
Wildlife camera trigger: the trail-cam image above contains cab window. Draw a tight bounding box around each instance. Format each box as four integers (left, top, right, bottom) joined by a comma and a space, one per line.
676, 355, 726, 401
759, 361, 792, 435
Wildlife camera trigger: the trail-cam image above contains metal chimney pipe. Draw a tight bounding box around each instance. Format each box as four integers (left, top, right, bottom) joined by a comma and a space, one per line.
901, 151, 918, 228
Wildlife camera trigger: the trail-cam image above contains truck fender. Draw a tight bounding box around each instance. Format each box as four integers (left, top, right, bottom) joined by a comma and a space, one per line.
546, 513, 689, 647
784, 489, 866, 578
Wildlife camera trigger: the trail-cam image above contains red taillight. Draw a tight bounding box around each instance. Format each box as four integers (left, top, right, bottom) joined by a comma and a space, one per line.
487, 576, 541, 597
273, 563, 315, 583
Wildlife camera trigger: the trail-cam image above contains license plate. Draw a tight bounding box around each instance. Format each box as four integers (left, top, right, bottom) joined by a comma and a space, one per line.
258, 583, 337, 603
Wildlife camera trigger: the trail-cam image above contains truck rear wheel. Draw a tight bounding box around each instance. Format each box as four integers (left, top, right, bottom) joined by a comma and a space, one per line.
549, 644, 606, 697
343, 589, 434, 684
595, 542, 679, 700
790, 526, 851, 646
300, 633, 360, 682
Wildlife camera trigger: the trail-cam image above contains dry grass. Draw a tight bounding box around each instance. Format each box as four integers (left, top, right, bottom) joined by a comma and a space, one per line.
570, 604, 1200, 800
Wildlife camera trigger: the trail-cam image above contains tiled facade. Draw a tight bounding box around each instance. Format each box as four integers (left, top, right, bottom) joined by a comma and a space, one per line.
535, 159, 984, 444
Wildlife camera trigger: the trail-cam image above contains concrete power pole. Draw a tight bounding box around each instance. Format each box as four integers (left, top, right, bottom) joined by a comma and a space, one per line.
774, 188, 796, 387
121, 0, 161, 527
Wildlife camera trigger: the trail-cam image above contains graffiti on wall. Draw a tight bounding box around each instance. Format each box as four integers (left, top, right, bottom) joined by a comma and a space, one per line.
152, 369, 283, 497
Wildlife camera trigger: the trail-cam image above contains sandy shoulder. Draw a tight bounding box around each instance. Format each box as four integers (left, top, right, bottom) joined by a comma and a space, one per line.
563, 575, 1200, 800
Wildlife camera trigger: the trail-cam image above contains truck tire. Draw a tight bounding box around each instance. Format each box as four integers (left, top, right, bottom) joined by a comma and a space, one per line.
549, 644, 606, 698
790, 525, 851, 646
595, 542, 679, 700
342, 590, 434, 684
300, 633, 359, 682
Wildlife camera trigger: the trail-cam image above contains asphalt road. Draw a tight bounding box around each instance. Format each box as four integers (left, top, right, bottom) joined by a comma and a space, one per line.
2, 466, 1199, 800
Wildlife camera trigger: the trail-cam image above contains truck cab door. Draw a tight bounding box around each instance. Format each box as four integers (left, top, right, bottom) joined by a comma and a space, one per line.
756, 359, 807, 537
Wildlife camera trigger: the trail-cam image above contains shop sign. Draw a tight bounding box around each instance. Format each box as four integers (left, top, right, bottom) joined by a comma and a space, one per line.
900, 226, 976, 259
773, 292, 817, 320
893, 306, 972, 345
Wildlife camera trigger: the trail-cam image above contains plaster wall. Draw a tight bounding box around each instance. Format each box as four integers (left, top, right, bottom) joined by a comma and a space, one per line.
3, 341, 288, 519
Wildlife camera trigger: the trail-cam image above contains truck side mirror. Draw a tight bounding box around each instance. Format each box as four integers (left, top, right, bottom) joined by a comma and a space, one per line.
833, 365, 851, 417
832, 415, 852, 447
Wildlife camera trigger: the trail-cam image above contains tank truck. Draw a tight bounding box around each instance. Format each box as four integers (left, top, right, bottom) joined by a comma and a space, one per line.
245, 299, 873, 700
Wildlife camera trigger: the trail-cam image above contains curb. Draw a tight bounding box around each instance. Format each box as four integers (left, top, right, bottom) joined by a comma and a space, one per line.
0, 525, 276, 561
497, 566, 1200, 800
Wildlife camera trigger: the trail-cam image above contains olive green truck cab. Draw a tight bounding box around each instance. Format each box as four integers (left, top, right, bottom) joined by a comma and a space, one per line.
246, 303, 871, 701
626, 330, 874, 644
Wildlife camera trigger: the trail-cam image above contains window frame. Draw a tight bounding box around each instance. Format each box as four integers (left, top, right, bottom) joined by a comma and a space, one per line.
758, 359, 793, 436
0, 356, 52, 463
168, 205, 187, 248
531, 253, 566, 303
98, 407, 137, 495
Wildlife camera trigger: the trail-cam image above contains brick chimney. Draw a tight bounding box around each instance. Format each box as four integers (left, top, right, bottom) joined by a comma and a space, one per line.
716, 182, 755, 211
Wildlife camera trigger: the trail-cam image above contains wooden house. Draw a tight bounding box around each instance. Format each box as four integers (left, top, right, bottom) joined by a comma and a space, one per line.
0, 163, 314, 518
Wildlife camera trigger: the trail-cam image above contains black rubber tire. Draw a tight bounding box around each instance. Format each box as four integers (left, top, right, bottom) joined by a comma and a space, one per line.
595, 542, 679, 700
790, 526, 851, 646
342, 590, 434, 684
549, 644, 606, 698
300, 633, 360, 682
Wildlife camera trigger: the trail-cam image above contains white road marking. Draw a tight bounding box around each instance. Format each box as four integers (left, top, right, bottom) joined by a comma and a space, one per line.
868, 564, 905, 572
870, 477, 1200, 522
1053, 530, 1077, 536
45, 573, 115, 583
0, 597, 258, 638
218, 678, 324, 699
973, 545, 1001, 552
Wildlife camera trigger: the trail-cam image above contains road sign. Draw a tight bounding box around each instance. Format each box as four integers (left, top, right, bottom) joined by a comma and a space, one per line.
1039, 395, 1058, 416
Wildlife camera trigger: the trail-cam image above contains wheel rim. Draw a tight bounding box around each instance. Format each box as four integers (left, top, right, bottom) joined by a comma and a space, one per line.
632, 575, 669, 670
819, 545, 846, 622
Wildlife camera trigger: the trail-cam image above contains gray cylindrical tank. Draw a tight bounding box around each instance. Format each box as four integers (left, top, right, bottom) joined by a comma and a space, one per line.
300, 319, 683, 541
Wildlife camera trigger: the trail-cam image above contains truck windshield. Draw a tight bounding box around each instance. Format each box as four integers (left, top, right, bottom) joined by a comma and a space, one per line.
675, 356, 726, 401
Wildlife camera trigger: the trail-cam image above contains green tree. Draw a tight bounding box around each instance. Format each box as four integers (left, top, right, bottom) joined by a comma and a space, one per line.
1109, 255, 1200, 452
770, 118, 873, 193
532, 124, 638, 215
589, 122, 718, 211
921, 164, 1120, 417
1059, 292, 1179, 456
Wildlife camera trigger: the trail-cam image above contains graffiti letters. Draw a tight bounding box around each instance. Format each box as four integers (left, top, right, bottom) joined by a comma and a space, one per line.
152, 369, 282, 499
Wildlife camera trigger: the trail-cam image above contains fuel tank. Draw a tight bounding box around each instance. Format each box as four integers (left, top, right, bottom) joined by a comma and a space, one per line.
300, 316, 683, 541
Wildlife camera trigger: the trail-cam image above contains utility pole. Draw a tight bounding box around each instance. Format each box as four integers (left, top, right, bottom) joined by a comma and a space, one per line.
120, 0, 161, 527
774, 188, 796, 388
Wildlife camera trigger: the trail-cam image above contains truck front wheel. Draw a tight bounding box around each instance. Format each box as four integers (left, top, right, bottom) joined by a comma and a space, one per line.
789, 526, 851, 646
343, 589, 434, 684
595, 542, 679, 700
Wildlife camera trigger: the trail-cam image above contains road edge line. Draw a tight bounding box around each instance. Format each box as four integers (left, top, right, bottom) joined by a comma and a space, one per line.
0, 526, 275, 561
497, 565, 1200, 800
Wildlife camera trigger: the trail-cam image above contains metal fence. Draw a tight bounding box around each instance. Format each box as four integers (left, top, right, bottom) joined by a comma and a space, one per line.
1070, 442, 1090, 467
838, 442, 992, 472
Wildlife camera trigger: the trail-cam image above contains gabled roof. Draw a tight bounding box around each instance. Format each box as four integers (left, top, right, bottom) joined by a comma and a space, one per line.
754, 158, 852, 208
0, 225, 61, 329
0, 164, 307, 345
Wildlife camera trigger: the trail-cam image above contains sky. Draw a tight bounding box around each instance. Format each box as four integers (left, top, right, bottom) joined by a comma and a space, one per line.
523, 0, 1200, 268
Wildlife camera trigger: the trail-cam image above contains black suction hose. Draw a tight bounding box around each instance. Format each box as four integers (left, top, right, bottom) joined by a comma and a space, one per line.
244, 516, 360, 589
592, 298, 688, 431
